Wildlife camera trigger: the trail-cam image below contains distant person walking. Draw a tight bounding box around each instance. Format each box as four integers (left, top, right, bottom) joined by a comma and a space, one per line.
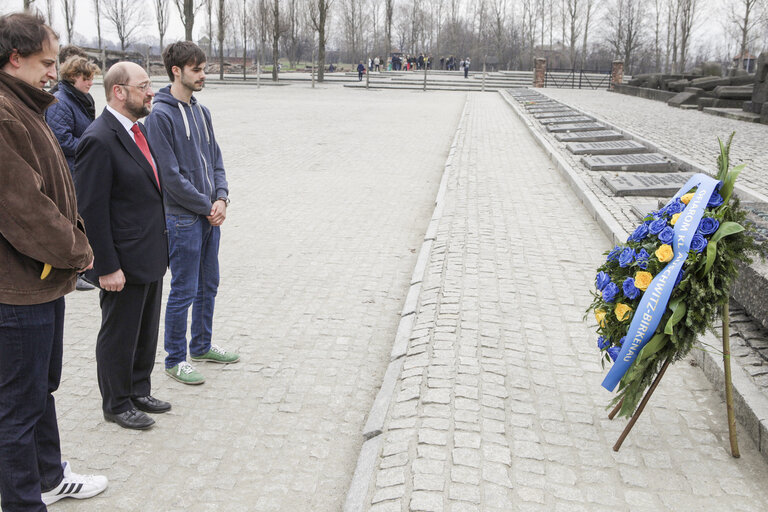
464, 57, 471, 78
357, 61, 365, 81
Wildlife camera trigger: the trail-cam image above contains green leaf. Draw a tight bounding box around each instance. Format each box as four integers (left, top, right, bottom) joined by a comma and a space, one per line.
638, 333, 669, 360
664, 299, 687, 335
702, 221, 744, 276
719, 163, 745, 205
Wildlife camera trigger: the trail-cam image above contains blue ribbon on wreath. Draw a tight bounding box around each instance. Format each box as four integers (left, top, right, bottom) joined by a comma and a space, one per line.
602, 173, 721, 392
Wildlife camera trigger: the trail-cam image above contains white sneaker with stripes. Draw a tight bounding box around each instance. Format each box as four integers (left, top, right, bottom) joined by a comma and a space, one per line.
41, 461, 108, 505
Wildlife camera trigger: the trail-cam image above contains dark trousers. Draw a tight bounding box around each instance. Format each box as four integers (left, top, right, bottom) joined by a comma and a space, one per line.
0, 299, 66, 511
96, 281, 162, 414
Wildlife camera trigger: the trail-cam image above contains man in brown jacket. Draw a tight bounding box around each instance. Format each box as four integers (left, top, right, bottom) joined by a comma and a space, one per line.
0, 12, 107, 511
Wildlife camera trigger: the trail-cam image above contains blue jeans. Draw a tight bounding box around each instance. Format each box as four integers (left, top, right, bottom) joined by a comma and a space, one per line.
0, 298, 65, 511
164, 214, 221, 369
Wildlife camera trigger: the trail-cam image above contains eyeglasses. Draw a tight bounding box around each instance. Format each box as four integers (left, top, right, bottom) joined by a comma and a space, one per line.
118, 82, 153, 92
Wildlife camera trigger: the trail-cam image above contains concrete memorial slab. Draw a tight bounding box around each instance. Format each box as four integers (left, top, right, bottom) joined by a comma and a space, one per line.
533, 111, 580, 118
566, 140, 648, 155
630, 200, 662, 220
539, 115, 594, 125
527, 107, 572, 113
555, 130, 625, 142
547, 122, 605, 133
602, 172, 693, 197
582, 152, 677, 172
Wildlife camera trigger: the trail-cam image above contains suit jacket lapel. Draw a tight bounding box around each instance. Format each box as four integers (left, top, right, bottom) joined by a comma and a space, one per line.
101, 109, 161, 194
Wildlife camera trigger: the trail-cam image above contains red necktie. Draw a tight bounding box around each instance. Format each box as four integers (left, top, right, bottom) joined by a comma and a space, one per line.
131, 123, 160, 189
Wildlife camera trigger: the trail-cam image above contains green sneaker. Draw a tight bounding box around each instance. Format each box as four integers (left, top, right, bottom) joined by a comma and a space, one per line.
165, 361, 205, 385
191, 344, 240, 364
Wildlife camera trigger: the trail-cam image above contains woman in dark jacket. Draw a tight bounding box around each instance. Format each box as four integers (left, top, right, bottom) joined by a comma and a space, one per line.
46, 56, 100, 290
46, 56, 99, 174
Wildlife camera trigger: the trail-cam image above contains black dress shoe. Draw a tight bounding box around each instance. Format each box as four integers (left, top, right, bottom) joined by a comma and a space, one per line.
104, 408, 155, 430
132, 395, 171, 413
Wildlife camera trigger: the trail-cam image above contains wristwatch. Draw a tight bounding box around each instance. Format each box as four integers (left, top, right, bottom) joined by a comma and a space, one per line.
217, 197, 230, 206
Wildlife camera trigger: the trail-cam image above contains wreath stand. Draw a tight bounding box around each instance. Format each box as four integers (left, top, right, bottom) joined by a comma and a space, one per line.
608, 306, 740, 457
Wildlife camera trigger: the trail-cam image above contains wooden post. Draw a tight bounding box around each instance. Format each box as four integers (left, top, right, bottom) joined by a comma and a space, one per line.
608, 398, 624, 420
613, 357, 672, 451
723, 302, 741, 457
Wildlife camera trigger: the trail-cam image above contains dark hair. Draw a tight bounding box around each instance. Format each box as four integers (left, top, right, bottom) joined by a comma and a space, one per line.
0, 12, 58, 69
58, 44, 87, 63
162, 41, 206, 81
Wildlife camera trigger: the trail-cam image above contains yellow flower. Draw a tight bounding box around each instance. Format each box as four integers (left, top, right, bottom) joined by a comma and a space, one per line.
595, 309, 607, 327
680, 193, 695, 205
615, 303, 632, 321
634, 271, 653, 291
670, 213, 681, 225
655, 244, 674, 262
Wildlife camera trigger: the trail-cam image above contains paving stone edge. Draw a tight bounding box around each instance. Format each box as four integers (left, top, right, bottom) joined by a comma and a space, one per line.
501, 88, 768, 464
342, 96, 471, 512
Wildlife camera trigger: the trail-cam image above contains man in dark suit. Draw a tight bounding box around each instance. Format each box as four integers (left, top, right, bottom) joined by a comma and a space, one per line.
75, 61, 170, 430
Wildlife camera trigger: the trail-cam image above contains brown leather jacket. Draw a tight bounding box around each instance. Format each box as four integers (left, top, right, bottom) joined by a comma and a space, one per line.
0, 71, 92, 305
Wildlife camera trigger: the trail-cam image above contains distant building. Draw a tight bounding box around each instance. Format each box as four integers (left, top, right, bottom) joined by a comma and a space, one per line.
733, 52, 757, 73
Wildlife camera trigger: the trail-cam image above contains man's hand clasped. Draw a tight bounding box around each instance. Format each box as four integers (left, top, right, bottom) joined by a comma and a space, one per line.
207, 199, 227, 226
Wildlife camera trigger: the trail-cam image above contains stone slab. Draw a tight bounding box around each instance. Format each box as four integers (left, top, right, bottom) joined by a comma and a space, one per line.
555, 130, 625, 142
630, 200, 661, 220
533, 111, 580, 119
602, 172, 693, 197
566, 140, 648, 155
527, 107, 572, 113
582, 152, 677, 172
547, 122, 605, 133
539, 115, 594, 125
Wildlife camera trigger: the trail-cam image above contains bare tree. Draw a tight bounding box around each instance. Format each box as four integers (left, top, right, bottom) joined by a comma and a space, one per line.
24, 0, 36, 11
44, 0, 54, 26
175, 0, 202, 41
93, 0, 106, 69
309, 0, 332, 81
217, 0, 226, 78
271, 0, 280, 80
580, 0, 595, 69
384, 0, 393, 62
62, 0, 76, 43
678, 0, 698, 72
565, 0, 581, 68
104, 0, 145, 51
154, 0, 171, 51
281, 0, 301, 68
727, 0, 767, 70
605, 0, 645, 73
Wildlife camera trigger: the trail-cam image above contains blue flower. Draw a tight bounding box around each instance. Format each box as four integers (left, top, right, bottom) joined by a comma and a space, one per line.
602, 282, 619, 303
636, 249, 650, 269
607, 246, 621, 262
618, 248, 635, 268
707, 192, 724, 208
607, 346, 621, 361
597, 336, 610, 350
622, 277, 641, 300
596, 271, 611, 291
629, 223, 649, 242
658, 226, 675, 245
690, 234, 708, 253
663, 200, 685, 216
618, 336, 626, 346
648, 218, 668, 235
698, 217, 720, 236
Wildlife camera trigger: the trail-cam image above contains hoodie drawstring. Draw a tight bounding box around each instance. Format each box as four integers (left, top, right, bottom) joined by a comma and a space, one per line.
177, 102, 191, 140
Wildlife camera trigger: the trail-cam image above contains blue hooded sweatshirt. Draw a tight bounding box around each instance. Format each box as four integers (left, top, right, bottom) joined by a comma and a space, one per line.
144, 85, 228, 216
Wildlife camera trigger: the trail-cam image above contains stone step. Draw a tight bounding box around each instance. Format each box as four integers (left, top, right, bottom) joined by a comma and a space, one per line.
555, 130, 625, 142
566, 140, 648, 155
582, 152, 677, 172
547, 122, 606, 133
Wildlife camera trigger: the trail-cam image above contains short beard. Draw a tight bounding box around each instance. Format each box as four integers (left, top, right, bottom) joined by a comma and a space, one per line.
126, 102, 151, 119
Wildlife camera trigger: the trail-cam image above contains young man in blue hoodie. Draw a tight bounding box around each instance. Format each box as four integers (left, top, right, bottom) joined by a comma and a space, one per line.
145, 41, 239, 385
